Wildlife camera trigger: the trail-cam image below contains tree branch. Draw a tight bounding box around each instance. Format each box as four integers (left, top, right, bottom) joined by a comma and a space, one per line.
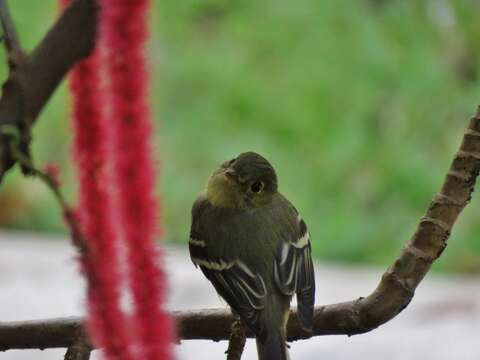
0, 0, 97, 183
0, 126, 89, 253
225, 318, 246, 360
0, 0, 21, 54
26, 0, 97, 121
1, 107, 479, 352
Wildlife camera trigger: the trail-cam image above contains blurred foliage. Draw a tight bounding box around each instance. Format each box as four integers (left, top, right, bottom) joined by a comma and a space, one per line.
0, 0, 479, 273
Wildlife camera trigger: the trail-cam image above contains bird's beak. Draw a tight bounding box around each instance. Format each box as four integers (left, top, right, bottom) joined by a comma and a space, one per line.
223, 168, 239, 183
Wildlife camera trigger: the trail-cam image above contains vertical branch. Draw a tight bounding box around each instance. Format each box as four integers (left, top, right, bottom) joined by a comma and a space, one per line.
226, 318, 246, 360
0, 0, 29, 177
64, 331, 91, 360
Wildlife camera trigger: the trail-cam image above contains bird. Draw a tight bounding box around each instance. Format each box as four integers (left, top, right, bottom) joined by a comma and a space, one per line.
189, 151, 315, 360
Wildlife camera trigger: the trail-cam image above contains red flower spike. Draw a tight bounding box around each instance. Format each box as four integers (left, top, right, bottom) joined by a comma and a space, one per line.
61, 1, 135, 359
101, 0, 174, 358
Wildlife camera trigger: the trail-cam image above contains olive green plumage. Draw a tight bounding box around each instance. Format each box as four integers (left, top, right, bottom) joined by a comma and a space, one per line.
189, 152, 315, 360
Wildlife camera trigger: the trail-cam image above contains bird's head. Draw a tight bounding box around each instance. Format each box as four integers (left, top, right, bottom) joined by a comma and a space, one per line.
206, 152, 278, 209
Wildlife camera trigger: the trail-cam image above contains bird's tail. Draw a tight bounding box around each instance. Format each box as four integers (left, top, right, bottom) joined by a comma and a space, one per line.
256, 332, 289, 360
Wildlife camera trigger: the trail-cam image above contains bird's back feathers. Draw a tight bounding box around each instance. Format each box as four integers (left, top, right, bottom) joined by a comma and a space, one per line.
190, 191, 315, 357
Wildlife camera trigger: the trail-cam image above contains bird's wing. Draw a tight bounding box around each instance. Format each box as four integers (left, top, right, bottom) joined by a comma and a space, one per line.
189, 237, 267, 338
189, 194, 267, 339
273, 214, 315, 331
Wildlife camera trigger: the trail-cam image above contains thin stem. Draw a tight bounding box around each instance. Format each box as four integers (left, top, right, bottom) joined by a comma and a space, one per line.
0, 0, 22, 54
4, 132, 88, 253
64, 331, 91, 360
226, 318, 246, 360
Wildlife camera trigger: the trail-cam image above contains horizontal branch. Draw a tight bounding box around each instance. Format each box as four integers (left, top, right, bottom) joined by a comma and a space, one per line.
0, 304, 400, 351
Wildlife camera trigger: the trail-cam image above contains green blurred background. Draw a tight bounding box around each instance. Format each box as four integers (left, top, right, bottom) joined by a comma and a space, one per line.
1, 0, 479, 273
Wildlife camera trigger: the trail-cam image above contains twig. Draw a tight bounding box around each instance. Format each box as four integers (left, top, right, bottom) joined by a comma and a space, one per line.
0, 0, 21, 54
0, 124, 88, 253
6, 133, 66, 208
0, 0, 28, 177
225, 318, 246, 360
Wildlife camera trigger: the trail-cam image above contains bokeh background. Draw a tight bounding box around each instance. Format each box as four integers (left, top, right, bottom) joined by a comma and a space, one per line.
1, 0, 480, 273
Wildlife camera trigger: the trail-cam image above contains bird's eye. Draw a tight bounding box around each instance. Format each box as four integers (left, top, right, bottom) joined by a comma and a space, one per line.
250, 181, 264, 193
